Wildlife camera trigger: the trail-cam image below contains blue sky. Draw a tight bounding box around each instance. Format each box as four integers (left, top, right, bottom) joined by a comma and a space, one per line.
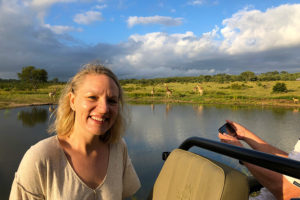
45, 0, 291, 44
0, 0, 300, 80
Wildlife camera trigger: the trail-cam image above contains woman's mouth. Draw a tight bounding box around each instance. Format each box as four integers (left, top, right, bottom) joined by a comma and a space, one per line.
90, 116, 107, 122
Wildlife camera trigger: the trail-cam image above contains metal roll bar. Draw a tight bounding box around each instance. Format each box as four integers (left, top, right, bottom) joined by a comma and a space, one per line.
177, 136, 300, 179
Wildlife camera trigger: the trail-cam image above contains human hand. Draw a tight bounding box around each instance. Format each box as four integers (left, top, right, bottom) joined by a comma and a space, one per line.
225, 120, 250, 140
218, 133, 243, 147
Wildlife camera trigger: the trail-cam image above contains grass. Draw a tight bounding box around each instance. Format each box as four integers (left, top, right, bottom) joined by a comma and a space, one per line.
1, 81, 300, 109
122, 81, 300, 107
0, 84, 64, 109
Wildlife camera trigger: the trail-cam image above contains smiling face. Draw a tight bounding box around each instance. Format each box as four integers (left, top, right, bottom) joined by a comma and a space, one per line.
70, 74, 120, 137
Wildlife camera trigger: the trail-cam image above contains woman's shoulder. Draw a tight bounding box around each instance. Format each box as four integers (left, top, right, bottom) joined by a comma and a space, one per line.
14, 136, 62, 190
29, 135, 60, 155
19, 136, 61, 169
111, 138, 128, 151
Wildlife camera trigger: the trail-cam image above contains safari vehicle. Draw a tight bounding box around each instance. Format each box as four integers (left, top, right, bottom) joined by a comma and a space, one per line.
148, 136, 300, 200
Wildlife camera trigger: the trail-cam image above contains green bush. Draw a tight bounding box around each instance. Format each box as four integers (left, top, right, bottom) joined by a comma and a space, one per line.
272, 82, 287, 93
230, 83, 250, 90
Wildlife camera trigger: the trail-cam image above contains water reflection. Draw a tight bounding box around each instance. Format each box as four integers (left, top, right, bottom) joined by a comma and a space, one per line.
3, 109, 11, 118
193, 104, 204, 116
48, 105, 56, 113
150, 104, 155, 113
17, 107, 48, 127
271, 108, 288, 117
165, 104, 172, 117
293, 108, 299, 113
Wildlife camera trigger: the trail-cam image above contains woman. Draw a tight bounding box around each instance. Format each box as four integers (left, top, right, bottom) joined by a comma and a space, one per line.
10, 64, 141, 199
218, 120, 300, 200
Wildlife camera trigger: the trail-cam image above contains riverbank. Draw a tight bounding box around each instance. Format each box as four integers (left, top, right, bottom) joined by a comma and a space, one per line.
0, 98, 299, 110
1, 96, 300, 110
1, 81, 300, 109
0, 102, 54, 109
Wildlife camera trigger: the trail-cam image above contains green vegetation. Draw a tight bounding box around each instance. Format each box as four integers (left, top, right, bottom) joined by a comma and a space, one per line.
0, 70, 300, 109
122, 81, 300, 107
120, 70, 300, 85
0, 82, 65, 108
18, 66, 48, 90
272, 82, 287, 93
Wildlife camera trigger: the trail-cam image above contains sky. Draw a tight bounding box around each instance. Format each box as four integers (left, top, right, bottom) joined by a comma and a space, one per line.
1, 0, 300, 80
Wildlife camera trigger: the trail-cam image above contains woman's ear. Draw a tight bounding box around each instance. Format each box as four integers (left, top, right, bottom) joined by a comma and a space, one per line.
69, 92, 75, 111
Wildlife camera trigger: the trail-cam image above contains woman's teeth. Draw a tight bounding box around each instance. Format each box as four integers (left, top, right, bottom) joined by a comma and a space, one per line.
91, 116, 106, 122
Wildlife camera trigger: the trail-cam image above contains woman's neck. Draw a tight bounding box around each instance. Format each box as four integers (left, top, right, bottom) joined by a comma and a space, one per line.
61, 130, 105, 156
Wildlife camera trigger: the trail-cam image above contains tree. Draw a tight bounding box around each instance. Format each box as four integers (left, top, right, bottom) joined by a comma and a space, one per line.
18, 66, 35, 82
33, 69, 48, 83
240, 71, 257, 81
280, 71, 288, 74
272, 82, 287, 93
203, 75, 212, 82
18, 66, 48, 89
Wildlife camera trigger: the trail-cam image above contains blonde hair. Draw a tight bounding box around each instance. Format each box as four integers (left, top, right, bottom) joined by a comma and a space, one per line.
48, 63, 125, 144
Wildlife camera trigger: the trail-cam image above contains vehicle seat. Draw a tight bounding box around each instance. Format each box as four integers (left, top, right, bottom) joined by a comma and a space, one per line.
151, 149, 249, 200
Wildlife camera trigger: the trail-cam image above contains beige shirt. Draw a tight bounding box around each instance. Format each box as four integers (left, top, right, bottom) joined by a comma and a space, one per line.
10, 136, 141, 200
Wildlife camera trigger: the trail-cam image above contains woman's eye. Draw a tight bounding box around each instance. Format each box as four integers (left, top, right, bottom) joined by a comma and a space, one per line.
88, 96, 97, 100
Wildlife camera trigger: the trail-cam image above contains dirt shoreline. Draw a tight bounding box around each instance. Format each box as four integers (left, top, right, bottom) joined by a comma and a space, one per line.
1, 99, 299, 110
0, 102, 55, 110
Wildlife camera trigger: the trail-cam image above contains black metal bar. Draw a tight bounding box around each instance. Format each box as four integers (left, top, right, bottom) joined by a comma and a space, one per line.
178, 136, 300, 179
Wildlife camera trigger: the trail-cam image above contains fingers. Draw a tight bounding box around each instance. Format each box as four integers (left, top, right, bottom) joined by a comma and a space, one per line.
218, 133, 243, 147
226, 120, 237, 129
225, 120, 246, 139
218, 132, 236, 140
225, 120, 237, 131
226, 119, 233, 124
226, 120, 235, 126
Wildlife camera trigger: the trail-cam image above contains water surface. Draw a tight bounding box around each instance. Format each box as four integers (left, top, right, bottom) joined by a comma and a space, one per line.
1, 104, 299, 199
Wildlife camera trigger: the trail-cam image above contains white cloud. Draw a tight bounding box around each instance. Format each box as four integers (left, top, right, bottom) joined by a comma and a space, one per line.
23, 0, 76, 24
30, 0, 76, 8
43, 24, 82, 34
127, 16, 183, 28
188, 0, 204, 6
74, 11, 103, 25
112, 4, 300, 77
127, 30, 219, 62
105, 30, 222, 78
220, 4, 300, 54
94, 4, 107, 10
1, 2, 300, 80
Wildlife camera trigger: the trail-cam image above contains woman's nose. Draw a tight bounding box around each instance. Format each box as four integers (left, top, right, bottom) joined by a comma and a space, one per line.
96, 99, 109, 113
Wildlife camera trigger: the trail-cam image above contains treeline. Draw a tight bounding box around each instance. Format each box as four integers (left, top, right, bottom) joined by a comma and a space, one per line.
1, 69, 300, 89
120, 71, 300, 85
0, 79, 62, 91
0, 66, 60, 90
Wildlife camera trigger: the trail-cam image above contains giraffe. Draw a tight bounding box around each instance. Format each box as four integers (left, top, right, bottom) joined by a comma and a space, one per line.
193, 86, 198, 93
196, 85, 204, 96
151, 87, 155, 97
293, 98, 299, 104
165, 85, 172, 98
